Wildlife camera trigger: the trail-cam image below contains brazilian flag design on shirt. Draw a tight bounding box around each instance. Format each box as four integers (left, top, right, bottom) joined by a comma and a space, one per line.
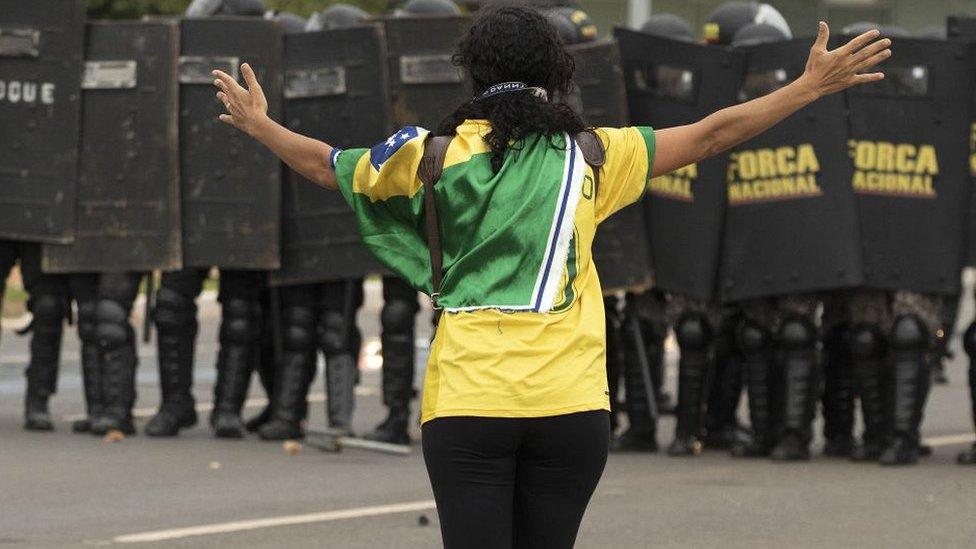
334, 124, 585, 313
333, 120, 655, 422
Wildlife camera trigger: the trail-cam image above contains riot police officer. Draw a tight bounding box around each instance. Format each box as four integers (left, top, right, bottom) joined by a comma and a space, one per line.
357, 0, 464, 447
247, 7, 369, 442
69, 272, 145, 436
637, 12, 720, 457
838, 23, 964, 465
0, 244, 69, 431
706, 5, 831, 461
144, 0, 280, 439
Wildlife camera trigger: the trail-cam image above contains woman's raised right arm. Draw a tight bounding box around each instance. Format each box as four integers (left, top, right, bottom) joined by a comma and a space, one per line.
213, 63, 338, 190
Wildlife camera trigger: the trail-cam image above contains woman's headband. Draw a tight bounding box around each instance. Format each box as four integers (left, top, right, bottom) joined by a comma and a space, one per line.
478, 82, 549, 101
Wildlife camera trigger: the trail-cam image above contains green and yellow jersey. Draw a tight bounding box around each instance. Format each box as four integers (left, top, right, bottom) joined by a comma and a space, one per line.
333, 119, 655, 422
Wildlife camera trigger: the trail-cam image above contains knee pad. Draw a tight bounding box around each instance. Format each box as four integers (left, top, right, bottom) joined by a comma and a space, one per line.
76, 301, 98, 343
318, 310, 354, 355
94, 300, 132, 351
850, 324, 884, 360
281, 304, 315, 351
890, 314, 928, 351
778, 316, 816, 351
29, 292, 67, 325
219, 298, 256, 345
154, 287, 197, 334
381, 300, 416, 334
675, 313, 712, 351
736, 320, 770, 353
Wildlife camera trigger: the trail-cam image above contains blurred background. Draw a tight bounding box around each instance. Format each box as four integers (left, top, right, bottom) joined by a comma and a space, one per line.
85, 0, 976, 36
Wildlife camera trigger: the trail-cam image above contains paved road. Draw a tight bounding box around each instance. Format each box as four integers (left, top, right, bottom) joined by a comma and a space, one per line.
1, 279, 975, 548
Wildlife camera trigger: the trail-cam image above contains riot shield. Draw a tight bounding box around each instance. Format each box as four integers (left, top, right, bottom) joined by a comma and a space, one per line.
270, 25, 391, 286
376, 15, 471, 130
718, 39, 863, 302
568, 39, 628, 127
614, 28, 741, 301
43, 21, 181, 273
568, 38, 653, 292
179, 17, 282, 269
947, 15, 976, 267
0, 0, 85, 243
846, 37, 976, 295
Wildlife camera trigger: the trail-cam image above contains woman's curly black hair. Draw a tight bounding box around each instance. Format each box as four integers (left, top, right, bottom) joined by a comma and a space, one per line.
436, 5, 587, 172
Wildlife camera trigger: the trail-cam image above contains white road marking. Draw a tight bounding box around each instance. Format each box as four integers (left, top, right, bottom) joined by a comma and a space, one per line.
59, 387, 379, 422
923, 433, 976, 447
112, 500, 436, 543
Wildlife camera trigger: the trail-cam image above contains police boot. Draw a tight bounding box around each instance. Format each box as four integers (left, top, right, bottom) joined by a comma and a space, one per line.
325, 355, 358, 435
770, 317, 819, 461
145, 288, 198, 437
879, 315, 929, 466
611, 315, 659, 452
245, 291, 276, 432
850, 324, 886, 461
72, 301, 102, 433
668, 313, 711, 456
959, 322, 976, 465
90, 300, 137, 436
732, 320, 775, 457
704, 322, 745, 450
821, 323, 855, 457
245, 329, 276, 432
211, 299, 258, 439
259, 302, 316, 441
319, 308, 361, 435
365, 298, 417, 445
23, 293, 66, 431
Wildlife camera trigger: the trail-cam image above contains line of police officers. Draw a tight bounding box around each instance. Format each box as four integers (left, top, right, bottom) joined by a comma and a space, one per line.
606, 2, 976, 467
4, 0, 976, 467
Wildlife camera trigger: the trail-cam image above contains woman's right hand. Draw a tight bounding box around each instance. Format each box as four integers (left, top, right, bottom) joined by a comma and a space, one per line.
213, 63, 270, 137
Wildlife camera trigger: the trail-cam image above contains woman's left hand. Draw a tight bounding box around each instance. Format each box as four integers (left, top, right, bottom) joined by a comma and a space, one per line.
799, 22, 891, 98
213, 62, 269, 137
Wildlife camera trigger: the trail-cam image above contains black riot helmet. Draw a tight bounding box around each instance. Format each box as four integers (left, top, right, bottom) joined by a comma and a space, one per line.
704, 1, 791, 45
398, 0, 462, 16
640, 13, 694, 42
185, 0, 267, 17
265, 11, 308, 34
542, 7, 598, 44
307, 3, 370, 31
731, 21, 790, 47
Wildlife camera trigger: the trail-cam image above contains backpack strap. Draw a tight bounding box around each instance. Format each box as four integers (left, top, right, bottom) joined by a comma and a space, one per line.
574, 130, 605, 194
419, 135, 452, 312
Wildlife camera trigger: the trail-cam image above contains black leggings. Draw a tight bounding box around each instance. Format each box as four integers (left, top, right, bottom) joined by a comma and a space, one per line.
422, 411, 610, 549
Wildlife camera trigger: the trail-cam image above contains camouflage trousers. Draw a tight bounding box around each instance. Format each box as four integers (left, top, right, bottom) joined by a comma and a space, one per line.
822, 289, 943, 336
737, 293, 821, 333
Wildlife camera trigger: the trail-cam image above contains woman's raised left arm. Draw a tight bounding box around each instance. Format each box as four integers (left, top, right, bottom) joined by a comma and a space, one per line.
213, 63, 338, 190
651, 22, 891, 178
